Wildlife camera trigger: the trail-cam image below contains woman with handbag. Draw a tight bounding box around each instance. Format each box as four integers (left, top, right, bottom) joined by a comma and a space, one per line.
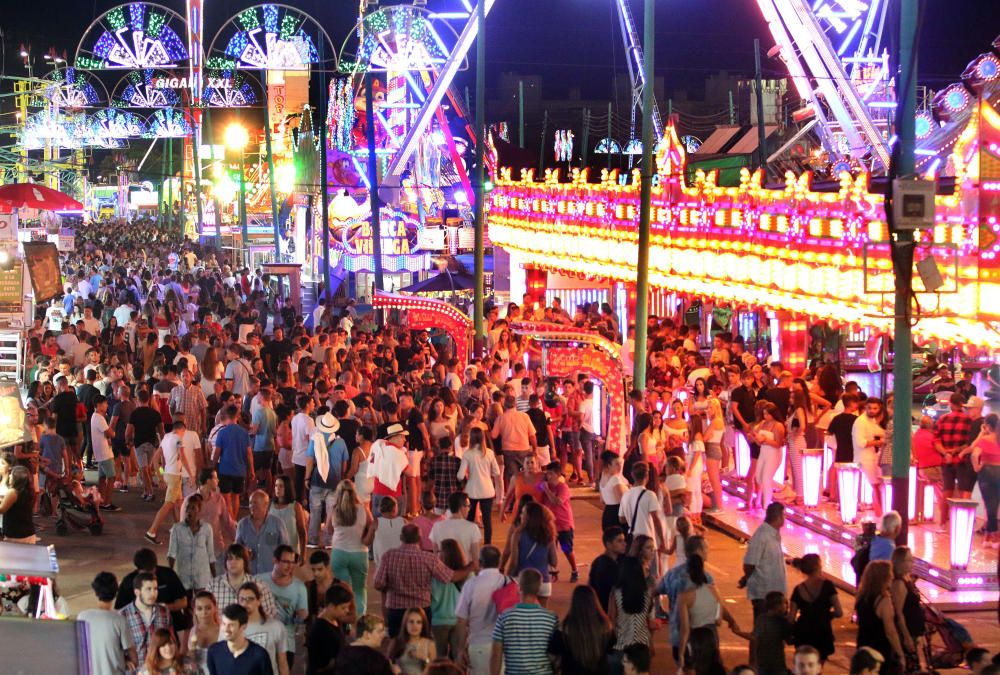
505, 501, 558, 607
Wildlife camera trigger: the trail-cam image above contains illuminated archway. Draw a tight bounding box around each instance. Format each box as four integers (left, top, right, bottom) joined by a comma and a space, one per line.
75, 2, 189, 70
206, 4, 337, 71
372, 292, 472, 365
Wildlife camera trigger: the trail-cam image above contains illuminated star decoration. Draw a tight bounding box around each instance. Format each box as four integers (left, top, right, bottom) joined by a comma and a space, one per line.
76, 2, 188, 69
355, 5, 450, 72
203, 69, 257, 107
145, 108, 192, 138
42, 68, 102, 108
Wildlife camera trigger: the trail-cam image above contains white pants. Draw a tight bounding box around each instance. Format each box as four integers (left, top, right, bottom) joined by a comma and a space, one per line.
468, 643, 497, 675
687, 452, 704, 515
756, 444, 783, 509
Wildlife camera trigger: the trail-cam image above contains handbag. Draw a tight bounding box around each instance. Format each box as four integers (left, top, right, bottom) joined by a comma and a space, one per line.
492, 575, 519, 614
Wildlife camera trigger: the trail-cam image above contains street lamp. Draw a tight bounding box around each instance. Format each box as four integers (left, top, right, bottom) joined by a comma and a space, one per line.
225, 123, 249, 264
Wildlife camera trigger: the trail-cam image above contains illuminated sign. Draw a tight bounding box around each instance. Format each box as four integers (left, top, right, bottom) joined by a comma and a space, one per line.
213, 5, 321, 71
354, 6, 451, 72
151, 75, 231, 90
349, 220, 414, 256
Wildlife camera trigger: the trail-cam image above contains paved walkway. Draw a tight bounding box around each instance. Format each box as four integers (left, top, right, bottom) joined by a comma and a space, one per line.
43, 481, 1000, 673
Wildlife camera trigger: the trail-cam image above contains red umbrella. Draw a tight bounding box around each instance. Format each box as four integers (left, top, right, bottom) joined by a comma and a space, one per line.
0, 183, 83, 211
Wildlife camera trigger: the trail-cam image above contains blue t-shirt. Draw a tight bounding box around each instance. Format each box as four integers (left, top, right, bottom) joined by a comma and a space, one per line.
216, 423, 251, 477
39, 433, 66, 475
306, 432, 350, 489
252, 407, 277, 453
869, 535, 896, 562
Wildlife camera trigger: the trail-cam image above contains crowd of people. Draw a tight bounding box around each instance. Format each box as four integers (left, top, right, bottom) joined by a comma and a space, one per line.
1, 216, 997, 675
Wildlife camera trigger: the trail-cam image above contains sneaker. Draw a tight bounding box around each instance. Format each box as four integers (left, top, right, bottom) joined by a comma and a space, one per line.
142, 494, 155, 502
100, 504, 122, 512
143, 532, 161, 544
569, 570, 579, 583
117, 485, 129, 494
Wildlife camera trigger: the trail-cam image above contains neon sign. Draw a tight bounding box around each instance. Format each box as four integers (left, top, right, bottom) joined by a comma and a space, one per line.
353, 6, 452, 72
215, 4, 321, 71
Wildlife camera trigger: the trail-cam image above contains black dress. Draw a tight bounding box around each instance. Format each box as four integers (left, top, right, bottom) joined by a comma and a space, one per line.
791, 579, 837, 659
856, 594, 902, 675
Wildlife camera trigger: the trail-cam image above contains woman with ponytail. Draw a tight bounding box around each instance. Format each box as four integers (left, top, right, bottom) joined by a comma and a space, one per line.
677, 553, 746, 674
329, 479, 375, 615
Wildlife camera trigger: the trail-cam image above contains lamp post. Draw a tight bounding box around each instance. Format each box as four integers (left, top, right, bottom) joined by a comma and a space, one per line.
225, 123, 249, 266
632, 0, 655, 386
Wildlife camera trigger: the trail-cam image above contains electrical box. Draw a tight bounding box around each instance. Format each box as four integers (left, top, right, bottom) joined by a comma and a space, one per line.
892, 178, 937, 230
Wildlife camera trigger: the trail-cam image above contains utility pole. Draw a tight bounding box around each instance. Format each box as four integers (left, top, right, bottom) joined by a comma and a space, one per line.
518, 79, 525, 149
633, 0, 655, 385
890, 0, 919, 542
754, 39, 768, 176
538, 110, 548, 174
263, 92, 281, 262
607, 102, 613, 171
473, 0, 487, 351
319, 89, 331, 302
580, 108, 590, 168
366, 75, 383, 293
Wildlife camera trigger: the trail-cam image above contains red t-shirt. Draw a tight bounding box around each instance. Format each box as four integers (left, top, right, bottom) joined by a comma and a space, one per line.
912, 428, 941, 468
536, 480, 574, 531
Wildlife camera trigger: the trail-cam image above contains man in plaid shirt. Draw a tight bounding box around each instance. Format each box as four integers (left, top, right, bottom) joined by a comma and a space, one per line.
935, 392, 974, 514
373, 523, 471, 638
119, 572, 172, 665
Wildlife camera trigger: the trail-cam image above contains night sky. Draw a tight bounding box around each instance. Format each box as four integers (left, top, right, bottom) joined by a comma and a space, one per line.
1, 0, 996, 111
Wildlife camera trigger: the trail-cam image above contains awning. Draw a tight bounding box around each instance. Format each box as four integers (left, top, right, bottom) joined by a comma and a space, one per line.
728, 125, 780, 154
695, 126, 742, 154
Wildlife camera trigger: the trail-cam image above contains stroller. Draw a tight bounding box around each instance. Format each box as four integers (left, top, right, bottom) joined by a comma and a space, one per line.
920, 593, 975, 673
39, 469, 104, 536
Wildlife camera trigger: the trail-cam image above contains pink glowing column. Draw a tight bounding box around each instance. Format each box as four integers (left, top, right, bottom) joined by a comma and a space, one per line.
802, 449, 824, 507
860, 474, 874, 510
923, 483, 936, 522
835, 462, 861, 524
822, 435, 833, 490
734, 430, 751, 479
908, 465, 919, 521
881, 482, 893, 515
948, 498, 979, 569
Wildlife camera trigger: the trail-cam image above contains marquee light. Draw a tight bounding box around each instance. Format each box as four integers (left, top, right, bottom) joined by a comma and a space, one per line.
113, 69, 180, 108
353, 5, 452, 72
41, 67, 102, 108
145, 108, 192, 138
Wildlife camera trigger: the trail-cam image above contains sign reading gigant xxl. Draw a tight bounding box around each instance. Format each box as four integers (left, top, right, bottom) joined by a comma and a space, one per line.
150, 74, 233, 91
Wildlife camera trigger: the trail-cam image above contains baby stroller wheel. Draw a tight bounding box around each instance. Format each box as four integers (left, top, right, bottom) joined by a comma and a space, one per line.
88, 522, 103, 536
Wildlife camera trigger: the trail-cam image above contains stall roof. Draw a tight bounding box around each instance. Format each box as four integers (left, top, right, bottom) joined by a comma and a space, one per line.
695, 126, 743, 155
729, 126, 780, 154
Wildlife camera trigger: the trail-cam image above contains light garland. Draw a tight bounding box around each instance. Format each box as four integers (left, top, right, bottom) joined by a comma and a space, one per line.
489, 123, 1000, 347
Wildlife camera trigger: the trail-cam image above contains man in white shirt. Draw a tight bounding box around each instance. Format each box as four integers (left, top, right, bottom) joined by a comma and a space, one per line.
82, 306, 102, 336
45, 303, 67, 332
852, 397, 887, 517
92, 395, 121, 511
290, 395, 316, 504
741, 502, 788, 640
224, 345, 253, 397
429, 492, 482, 562
113, 301, 134, 328
56, 322, 79, 353
455, 546, 507, 675
144, 419, 196, 544
443, 358, 463, 394
618, 461, 666, 551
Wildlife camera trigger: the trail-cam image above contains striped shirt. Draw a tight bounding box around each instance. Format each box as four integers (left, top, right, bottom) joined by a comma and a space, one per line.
491, 602, 558, 674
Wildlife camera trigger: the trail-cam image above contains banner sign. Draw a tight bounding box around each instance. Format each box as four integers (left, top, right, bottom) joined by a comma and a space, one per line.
22, 242, 63, 303
0, 379, 31, 449
0, 265, 24, 313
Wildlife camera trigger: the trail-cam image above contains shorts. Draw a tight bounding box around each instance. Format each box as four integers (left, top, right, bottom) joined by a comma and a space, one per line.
859, 449, 882, 488
219, 474, 246, 495
97, 459, 116, 479
538, 581, 552, 598
408, 450, 424, 478
705, 442, 722, 461
561, 430, 580, 452
135, 442, 155, 468
943, 458, 978, 493
918, 465, 943, 484
557, 529, 574, 554
163, 474, 183, 503
751, 598, 767, 625
252, 451, 274, 473
112, 442, 130, 458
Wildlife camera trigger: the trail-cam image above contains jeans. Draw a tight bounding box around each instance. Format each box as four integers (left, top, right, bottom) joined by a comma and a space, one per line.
979, 464, 1000, 533
331, 549, 369, 615
308, 486, 335, 545
468, 497, 494, 544
580, 429, 596, 480
293, 464, 306, 504
756, 444, 782, 509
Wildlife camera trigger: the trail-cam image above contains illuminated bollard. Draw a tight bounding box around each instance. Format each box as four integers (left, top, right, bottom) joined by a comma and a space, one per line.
908, 466, 919, 522
835, 463, 862, 525
881, 482, 893, 516
734, 430, 750, 480
822, 437, 833, 491
802, 449, 824, 508
948, 498, 979, 570
923, 483, 936, 522
860, 475, 873, 510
